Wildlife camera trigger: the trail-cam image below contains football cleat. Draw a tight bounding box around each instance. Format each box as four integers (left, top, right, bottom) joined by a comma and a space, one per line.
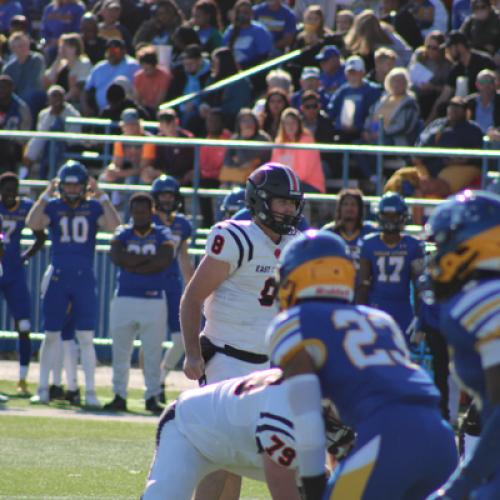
16, 379, 31, 397
158, 384, 167, 405
30, 388, 49, 404
0, 394, 9, 404
65, 389, 81, 406
103, 394, 127, 412
145, 396, 164, 415
49, 384, 65, 400
84, 391, 102, 409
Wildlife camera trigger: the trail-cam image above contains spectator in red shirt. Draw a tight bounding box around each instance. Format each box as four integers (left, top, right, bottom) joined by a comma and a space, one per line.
199, 107, 231, 226
134, 45, 172, 118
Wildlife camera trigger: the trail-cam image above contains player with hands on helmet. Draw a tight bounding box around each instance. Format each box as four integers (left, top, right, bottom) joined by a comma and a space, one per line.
27, 161, 121, 407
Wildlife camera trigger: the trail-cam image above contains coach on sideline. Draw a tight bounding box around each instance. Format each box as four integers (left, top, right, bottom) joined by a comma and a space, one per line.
103, 193, 175, 415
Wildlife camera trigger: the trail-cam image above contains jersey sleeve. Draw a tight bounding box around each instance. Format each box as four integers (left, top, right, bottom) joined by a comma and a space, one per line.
358, 235, 370, 259
266, 308, 327, 369
205, 223, 244, 274
112, 225, 128, 244
157, 225, 174, 246
180, 217, 192, 241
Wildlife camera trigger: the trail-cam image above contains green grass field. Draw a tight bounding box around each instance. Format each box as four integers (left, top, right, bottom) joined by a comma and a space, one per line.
0, 380, 270, 499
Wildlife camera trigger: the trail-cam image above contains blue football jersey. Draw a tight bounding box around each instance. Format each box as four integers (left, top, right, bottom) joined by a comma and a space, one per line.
359, 233, 424, 302
152, 212, 192, 285
113, 223, 173, 298
440, 278, 500, 420
0, 198, 33, 275
44, 198, 103, 269
268, 301, 439, 429
323, 222, 377, 267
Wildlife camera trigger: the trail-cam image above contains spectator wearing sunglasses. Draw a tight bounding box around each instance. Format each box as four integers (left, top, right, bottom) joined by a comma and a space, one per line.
460, 0, 500, 55
465, 69, 500, 133
290, 66, 329, 111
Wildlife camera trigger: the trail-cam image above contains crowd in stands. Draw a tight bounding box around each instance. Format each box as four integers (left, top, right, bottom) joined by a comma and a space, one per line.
0, 0, 499, 224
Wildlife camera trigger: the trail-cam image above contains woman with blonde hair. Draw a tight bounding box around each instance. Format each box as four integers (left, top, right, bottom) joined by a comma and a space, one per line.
43, 33, 92, 107
344, 10, 412, 69
271, 107, 325, 192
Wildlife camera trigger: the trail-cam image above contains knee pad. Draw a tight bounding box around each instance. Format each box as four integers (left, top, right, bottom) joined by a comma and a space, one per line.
18, 319, 31, 333
76, 330, 94, 347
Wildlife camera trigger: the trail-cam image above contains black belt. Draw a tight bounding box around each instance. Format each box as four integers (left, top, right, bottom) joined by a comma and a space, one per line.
200, 335, 268, 365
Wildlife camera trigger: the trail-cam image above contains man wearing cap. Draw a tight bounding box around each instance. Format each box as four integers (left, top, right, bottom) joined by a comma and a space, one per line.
465, 69, 500, 133
327, 55, 382, 142
427, 30, 495, 123
315, 45, 346, 97
166, 44, 211, 135
83, 38, 139, 115
291, 66, 329, 110
100, 108, 156, 186
385, 96, 484, 198
460, 0, 500, 55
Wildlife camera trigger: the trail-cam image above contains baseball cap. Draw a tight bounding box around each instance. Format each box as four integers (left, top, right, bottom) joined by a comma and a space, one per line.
448, 96, 467, 108
344, 55, 365, 73
301, 66, 320, 80
181, 44, 202, 60
442, 30, 469, 48
120, 108, 140, 124
104, 0, 121, 9
315, 45, 341, 62
106, 38, 125, 50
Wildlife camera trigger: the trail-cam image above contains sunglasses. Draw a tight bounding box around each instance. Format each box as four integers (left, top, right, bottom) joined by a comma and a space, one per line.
303, 103, 319, 109
425, 45, 440, 50
473, 4, 489, 9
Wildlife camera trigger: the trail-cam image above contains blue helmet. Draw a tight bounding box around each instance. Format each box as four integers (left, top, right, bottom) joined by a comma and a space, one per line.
220, 187, 246, 220
425, 189, 500, 298
377, 191, 408, 233
276, 229, 356, 309
151, 175, 181, 213
246, 163, 304, 235
57, 160, 88, 202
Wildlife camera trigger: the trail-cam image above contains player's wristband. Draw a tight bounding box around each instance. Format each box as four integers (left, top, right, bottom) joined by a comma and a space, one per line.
41, 194, 51, 203
98, 193, 110, 203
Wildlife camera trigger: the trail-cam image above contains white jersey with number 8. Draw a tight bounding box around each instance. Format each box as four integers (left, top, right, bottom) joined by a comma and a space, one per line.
204, 220, 299, 355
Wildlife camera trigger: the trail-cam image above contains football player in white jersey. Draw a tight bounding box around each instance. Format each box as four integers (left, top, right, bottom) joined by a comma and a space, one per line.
143, 368, 353, 500
181, 162, 304, 385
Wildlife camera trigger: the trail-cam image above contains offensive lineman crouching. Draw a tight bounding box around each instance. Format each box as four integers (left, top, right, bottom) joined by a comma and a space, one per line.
142, 368, 353, 500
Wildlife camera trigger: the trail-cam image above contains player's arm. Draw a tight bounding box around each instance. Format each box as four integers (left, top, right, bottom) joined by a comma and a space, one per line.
88, 178, 121, 232
281, 348, 327, 500
26, 180, 57, 230
180, 254, 230, 380
177, 239, 194, 284
21, 229, 47, 262
263, 454, 301, 500
131, 242, 175, 274
110, 238, 150, 271
355, 257, 371, 305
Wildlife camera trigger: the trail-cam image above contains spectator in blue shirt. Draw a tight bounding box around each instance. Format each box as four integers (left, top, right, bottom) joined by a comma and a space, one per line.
315, 45, 346, 99
83, 38, 140, 116
222, 0, 273, 69
290, 66, 329, 111
252, 0, 297, 55
41, 0, 85, 62
327, 55, 382, 142
0, 0, 22, 35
